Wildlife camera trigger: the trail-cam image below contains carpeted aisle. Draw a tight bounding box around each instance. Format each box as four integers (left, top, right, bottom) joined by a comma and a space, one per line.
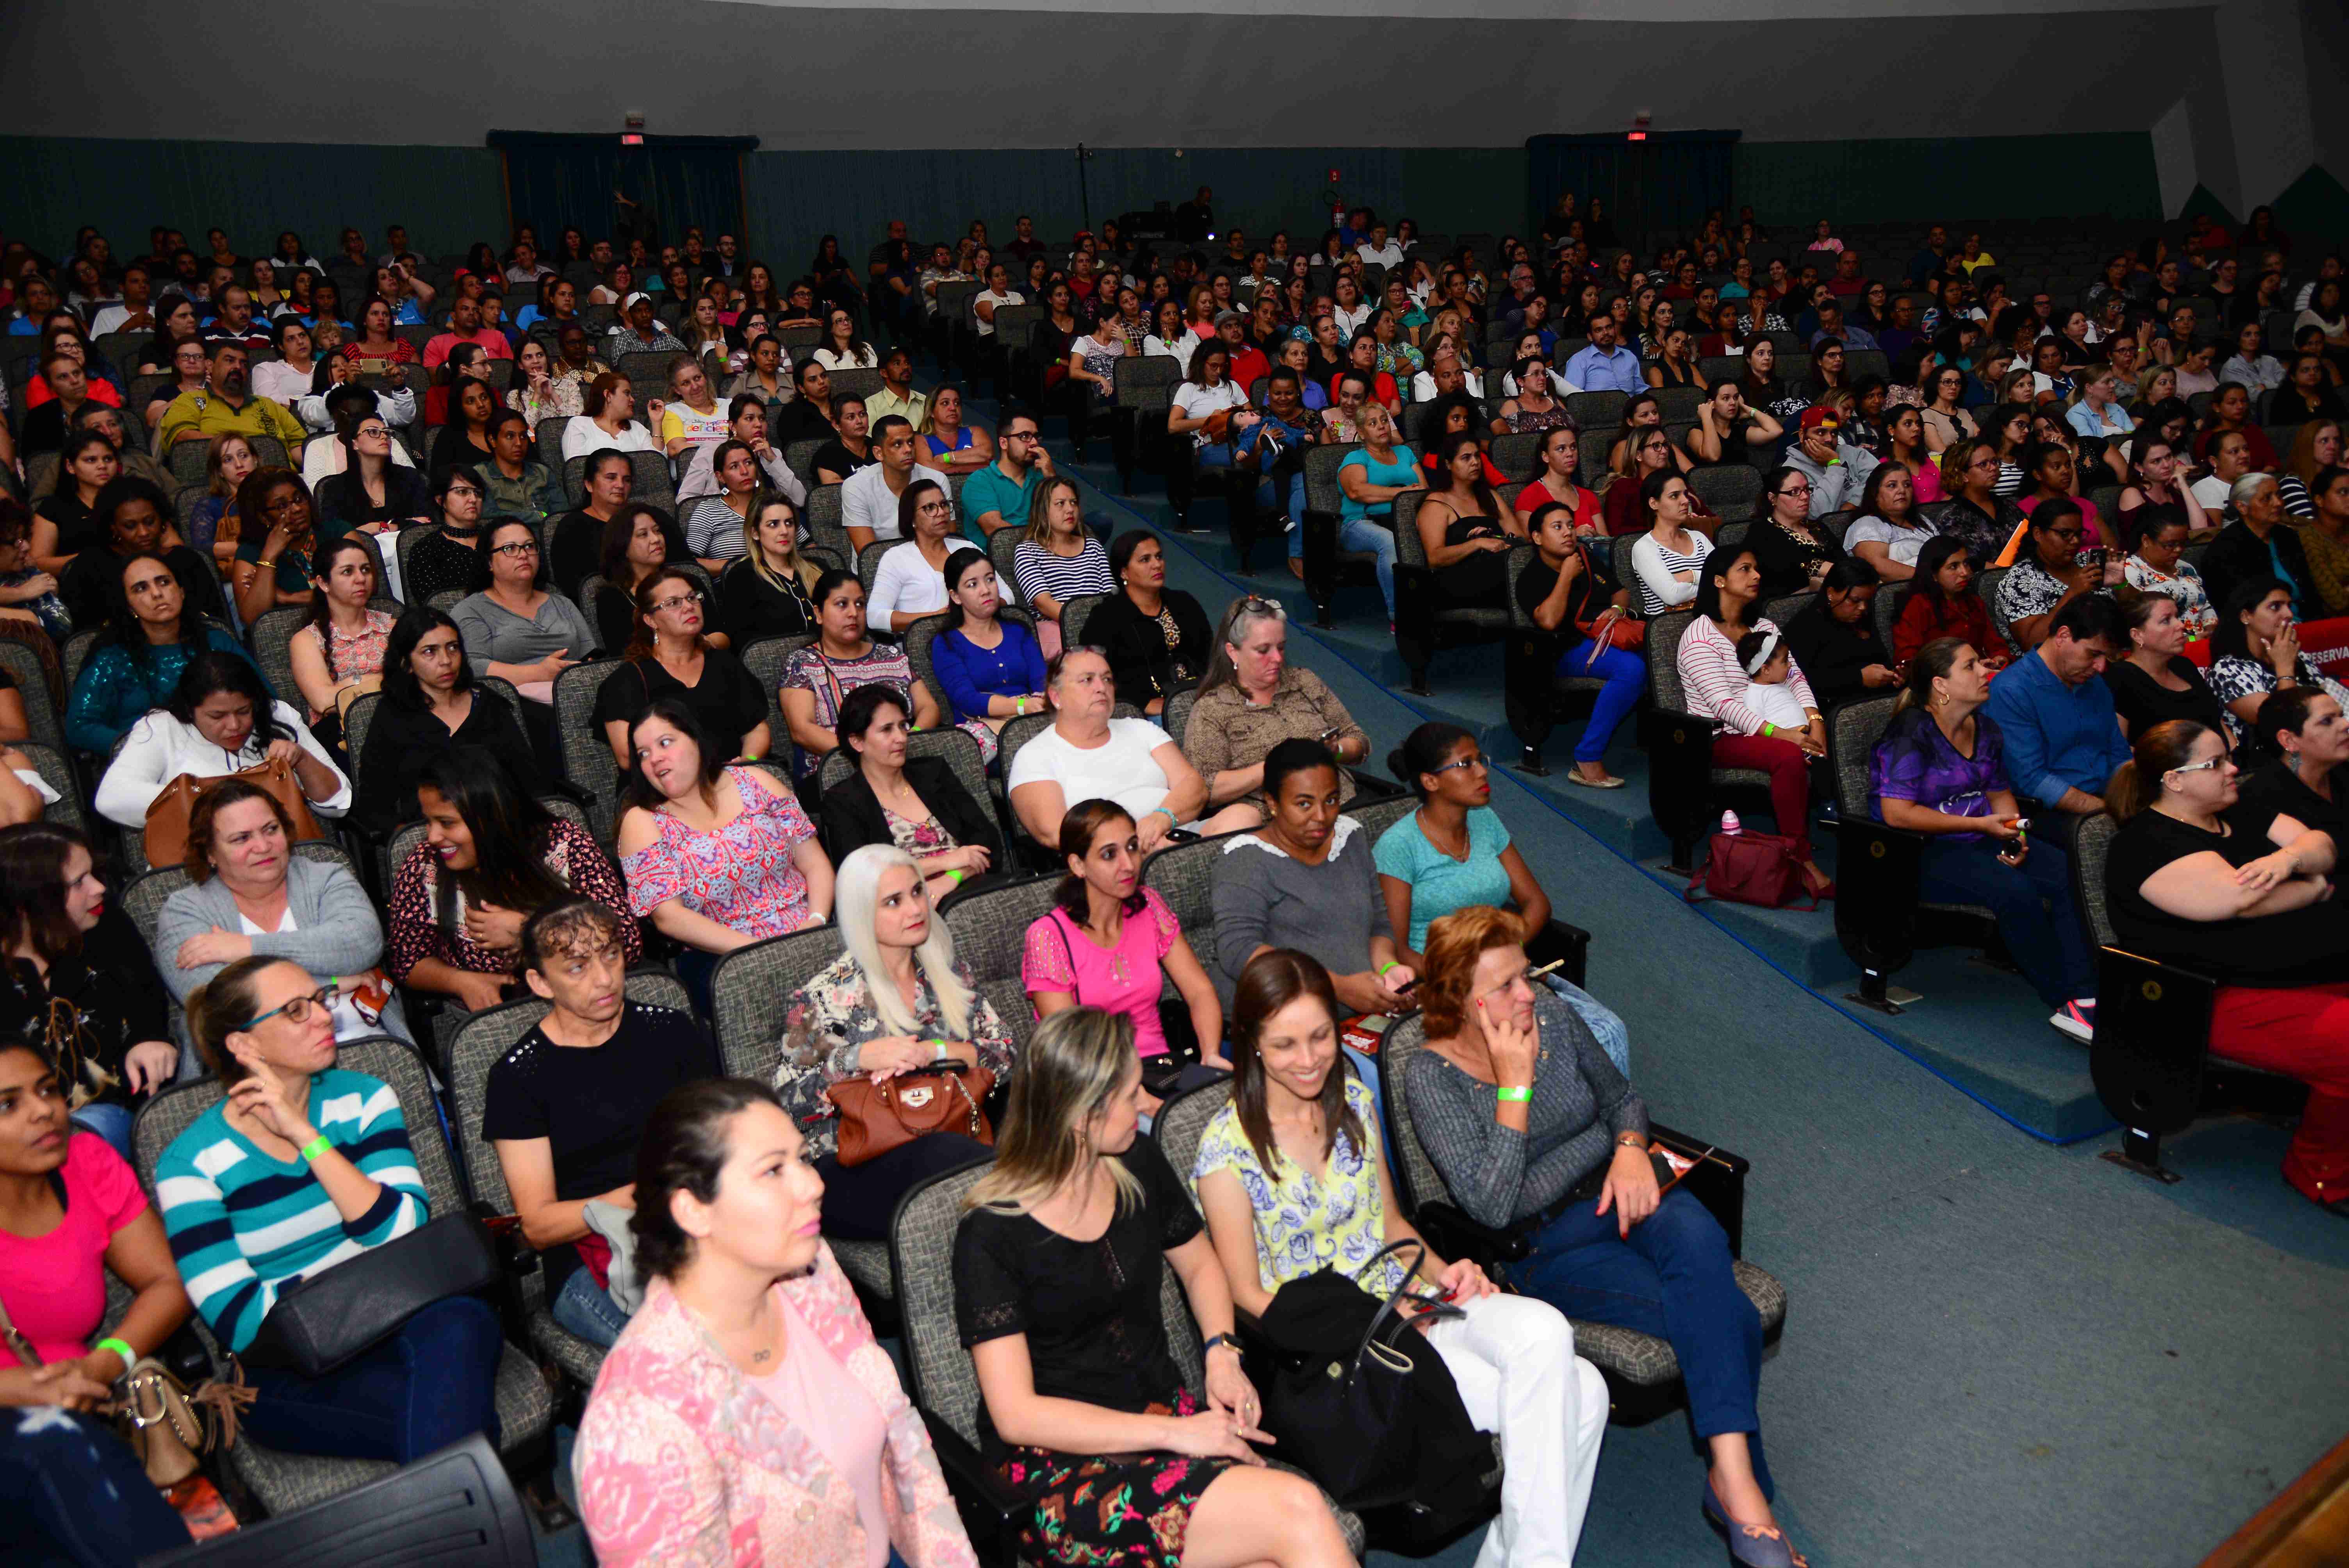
1045, 445, 2349, 1568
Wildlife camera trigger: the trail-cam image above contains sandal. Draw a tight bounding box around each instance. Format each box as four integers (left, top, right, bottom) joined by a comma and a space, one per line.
1702, 1474, 1807, 1568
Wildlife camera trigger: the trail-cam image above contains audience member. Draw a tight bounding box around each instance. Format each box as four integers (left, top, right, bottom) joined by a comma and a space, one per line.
1515, 499, 1642, 785
0, 1035, 225, 1549
956, 1005, 1347, 1568
1331, 402, 1414, 623
1780, 559, 1896, 706
1194, 949, 1607, 1567
867, 479, 961, 636
1084, 530, 1214, 715
929, 547, 1047, 733
2205, 578, 2349, 755
483, 898, 709, 1350
2199, 473, 2311, 620
2104, 721, 2349, 1214
817, 684, 1002, 897
1025, 798, 1226, 1100
1980, 593, 2130, 847
1995, 499, 2126, 654
154, 342, 305, 453
1185, 595, 1371, 816
2105, 592, 2229, 741
386, 752, 637, 1014
962, 408, 1055, 539
573, 1074, 974, 1568
1009, 647, 1242, 847
1631, 468, 1713, 615
453, 519, 596, 712
1780, 408, 1880, 516
842, 417, 948, 552
716, 494, 820, 644
1406, 907, 1801, 1563
1748, 463, 1847, 598
561, 374, 658, 461
156, 953, 502, 1460
65, 552, 259, 754
778, 842, 1012, 1235
779, 569, 946, 782
96, 649, 348, 829
60, 475, 225, 631
287, 536, 395, 737
592, 570, 769, 766
2237, 686, 2349, 843
1873, 639, 2098, 1037
1678, 545, 1835, 897
0, 823, 176, 1158
1011, 477, 1111, 655
352, 607, 542, 831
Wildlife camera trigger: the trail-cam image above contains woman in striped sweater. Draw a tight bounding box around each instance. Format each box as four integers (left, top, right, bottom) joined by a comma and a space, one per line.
155, 954, 503, 1463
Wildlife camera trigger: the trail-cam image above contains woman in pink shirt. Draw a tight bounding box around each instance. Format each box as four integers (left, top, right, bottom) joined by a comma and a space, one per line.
0, 1039, 235, 1545
1023, 800, 1227, 1115
572, 1077, 975, 1568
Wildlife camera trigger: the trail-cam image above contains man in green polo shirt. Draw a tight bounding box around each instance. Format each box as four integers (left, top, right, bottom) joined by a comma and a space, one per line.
961, 409, 1058, 540
155, 342, 308, 451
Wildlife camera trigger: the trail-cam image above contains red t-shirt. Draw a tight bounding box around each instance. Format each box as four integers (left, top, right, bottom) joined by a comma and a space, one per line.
1516, 478, 1603, 532
0, 1131, 147, 1365
424, 328, 515, 369
1227, 345, 1271, 396
1330, 370, 1401, 407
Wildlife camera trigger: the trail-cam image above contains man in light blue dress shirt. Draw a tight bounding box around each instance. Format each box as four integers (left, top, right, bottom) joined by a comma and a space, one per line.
1562, 312, 1645, 396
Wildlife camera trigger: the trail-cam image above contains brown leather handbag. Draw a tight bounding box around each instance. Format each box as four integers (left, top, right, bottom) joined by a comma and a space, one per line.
144, 754, 324, 869
826, 1064, 995, 1167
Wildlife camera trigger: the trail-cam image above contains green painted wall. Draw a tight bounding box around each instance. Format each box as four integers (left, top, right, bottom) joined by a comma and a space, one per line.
1, 132, 2182, 271
0, 137, 508, 260
1731, 134, 2163, 225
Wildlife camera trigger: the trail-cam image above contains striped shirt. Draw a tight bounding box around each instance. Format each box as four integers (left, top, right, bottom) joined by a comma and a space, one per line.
1013, 536, 1114, 610
155, 1069, 428, 1354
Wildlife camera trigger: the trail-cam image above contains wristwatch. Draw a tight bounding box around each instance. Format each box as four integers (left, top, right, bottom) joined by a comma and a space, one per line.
1201, 1333, 1240, 1358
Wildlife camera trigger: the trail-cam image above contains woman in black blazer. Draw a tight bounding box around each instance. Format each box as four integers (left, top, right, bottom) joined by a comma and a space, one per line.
818, 683, 1003, 901
1080, 530, 1212, 714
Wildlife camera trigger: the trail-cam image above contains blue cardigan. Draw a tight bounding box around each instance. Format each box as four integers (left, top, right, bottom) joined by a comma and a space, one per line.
66, 628, 269, 754
931, 618, 1046, 724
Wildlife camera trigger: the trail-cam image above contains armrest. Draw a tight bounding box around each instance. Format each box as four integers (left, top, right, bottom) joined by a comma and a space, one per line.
157, 1320, 215, 1386
1413, 1200, 1532, 1266
921, 1408, 1027, 1559
541, 776, 595, 811
1649, 1121, 1750, 1258
2089, 944, 2222, 1137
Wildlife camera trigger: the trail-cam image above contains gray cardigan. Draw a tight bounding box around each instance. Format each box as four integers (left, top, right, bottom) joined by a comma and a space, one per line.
1404, 990, 1648, 1230
1207, 817, 1392, 1008
452, 590, 596, 669
153, 856, 388, 1004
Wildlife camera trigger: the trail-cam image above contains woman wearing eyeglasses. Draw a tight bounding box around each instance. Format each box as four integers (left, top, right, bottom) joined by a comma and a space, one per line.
452, 519, 596, 713
593, 570, 769, 770
313, 412, 431, 553
155, 948, 503, 1462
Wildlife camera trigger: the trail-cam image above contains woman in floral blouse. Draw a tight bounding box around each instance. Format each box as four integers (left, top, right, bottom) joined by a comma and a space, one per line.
617, 700, 832, 1006
386, 749, 639, 1014
775, 844, 1014, 1238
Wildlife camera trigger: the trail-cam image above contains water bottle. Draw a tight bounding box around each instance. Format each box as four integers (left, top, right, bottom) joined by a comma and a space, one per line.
1719, 809, 1742, 836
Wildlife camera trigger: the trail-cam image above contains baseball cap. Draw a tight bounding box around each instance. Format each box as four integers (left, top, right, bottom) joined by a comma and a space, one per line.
622, 292, 651, 310
1214, 309, 1244, 327
1799, 406, 1839, 432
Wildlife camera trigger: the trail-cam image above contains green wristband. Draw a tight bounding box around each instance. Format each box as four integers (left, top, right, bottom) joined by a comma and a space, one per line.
1496, 1085, 1531, 1104
95, 1337, 137, 1370
299, 1133, 333, 1164
1376, 960, 1399, 975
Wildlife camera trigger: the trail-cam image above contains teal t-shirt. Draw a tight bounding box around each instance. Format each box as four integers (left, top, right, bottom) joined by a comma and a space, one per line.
1373, 806, 1512, 951
961, 461, 1046, 542
1338, 445, 1420, 525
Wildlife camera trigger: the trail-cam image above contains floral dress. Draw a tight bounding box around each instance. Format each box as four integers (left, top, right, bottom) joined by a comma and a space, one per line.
1190, 1078, 1408, 1297
774, 948, 1014, 1163
618, 765, 819, 939
2206, 655, 2349, 747
386, 817, 641, 982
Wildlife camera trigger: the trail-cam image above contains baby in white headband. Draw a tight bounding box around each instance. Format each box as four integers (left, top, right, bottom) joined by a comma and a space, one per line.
1734, 629, 1810, 732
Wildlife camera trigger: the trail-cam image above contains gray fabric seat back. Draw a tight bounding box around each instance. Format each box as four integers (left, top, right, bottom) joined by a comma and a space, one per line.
941, 873, 1063, 1055
711, 924, 849, 1081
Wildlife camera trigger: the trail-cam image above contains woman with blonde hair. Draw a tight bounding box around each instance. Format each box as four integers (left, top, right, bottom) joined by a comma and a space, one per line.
775, 843, 1013, 1238
718, 493, 820, 644
957, 1005, 1353, 1568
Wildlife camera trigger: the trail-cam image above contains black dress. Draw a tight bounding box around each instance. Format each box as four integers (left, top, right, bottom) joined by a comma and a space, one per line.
1084, 590, 1212, 711
550, 508, 615, 602
2103, 657, 2230, 745
353, 684, 542, 831
1433, 511, 1511, 606
588, 649, 768, 756
35, 492, 105, 560
952, 1136, 1239, 1567
717, 559, 816, 646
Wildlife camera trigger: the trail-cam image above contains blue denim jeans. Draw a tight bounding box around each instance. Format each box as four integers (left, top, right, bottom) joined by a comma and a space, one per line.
1545, 976, 1631, 1076
551, 1266, 630, 1349
1916, 836, 2095, 1007
242, 1295, 505, 1465
0, 1407, 190, 1566
1344, 1044, 1385, 1130
1552, 637, 1646, 764
68, 1102, 134, 1162
1516, 1187, 1771, 1494
1340, 518, 1399, 617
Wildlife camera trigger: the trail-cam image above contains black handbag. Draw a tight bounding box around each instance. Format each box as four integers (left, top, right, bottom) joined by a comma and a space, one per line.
1252, 1239, 1490, 1527
242, 1213, 497, 1377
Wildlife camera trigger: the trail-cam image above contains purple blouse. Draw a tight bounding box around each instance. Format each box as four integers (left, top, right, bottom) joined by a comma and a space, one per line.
1870, 707, 2011, 843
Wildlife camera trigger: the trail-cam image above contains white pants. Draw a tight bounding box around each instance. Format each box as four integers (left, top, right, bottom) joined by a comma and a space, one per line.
1425, 1292, 1608, 1568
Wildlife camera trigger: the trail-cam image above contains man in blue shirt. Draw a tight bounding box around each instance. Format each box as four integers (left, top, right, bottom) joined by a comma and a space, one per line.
961, 409, 1057, 540
1563, 311, 1643, 396
1981, 595, 2130, 851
